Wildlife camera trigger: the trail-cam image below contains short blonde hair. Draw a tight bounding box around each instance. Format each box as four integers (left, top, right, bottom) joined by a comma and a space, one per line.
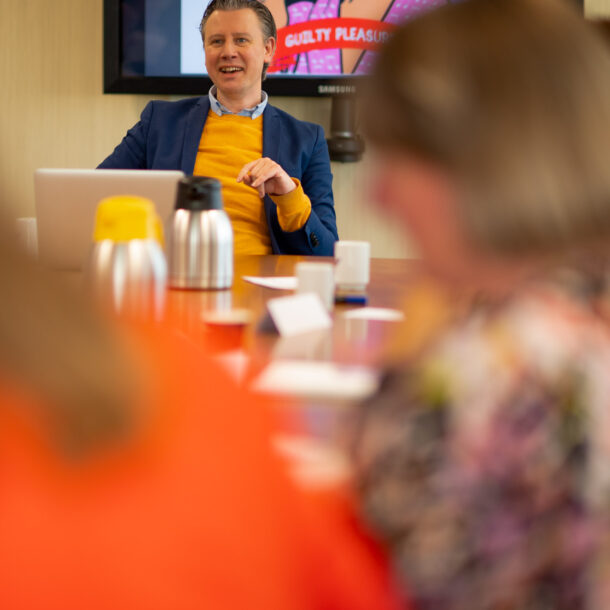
365, 0, 610, 256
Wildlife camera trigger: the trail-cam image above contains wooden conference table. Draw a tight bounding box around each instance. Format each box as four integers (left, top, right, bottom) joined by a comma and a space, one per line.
163, 254, 422, 457
165, 254, 420, 371
60, 253, 420, 432
59, 254, 422, 472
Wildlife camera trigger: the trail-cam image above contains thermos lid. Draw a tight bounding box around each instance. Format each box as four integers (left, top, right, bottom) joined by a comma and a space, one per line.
175, 176, 223, 211
93, 195, 164, 243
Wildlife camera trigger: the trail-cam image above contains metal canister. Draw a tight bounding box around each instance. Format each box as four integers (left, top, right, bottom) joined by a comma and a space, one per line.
167, 176, 233, 290
87, 195, 167, 319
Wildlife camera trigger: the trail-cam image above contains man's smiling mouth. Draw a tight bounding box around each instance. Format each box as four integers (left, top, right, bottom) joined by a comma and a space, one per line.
219, 67, 244, 73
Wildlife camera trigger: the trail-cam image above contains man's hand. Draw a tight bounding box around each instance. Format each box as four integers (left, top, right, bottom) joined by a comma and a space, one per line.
237, 158, 296, 198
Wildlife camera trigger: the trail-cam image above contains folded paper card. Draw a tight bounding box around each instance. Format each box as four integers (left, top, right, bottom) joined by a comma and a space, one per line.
266, 293, 332, 337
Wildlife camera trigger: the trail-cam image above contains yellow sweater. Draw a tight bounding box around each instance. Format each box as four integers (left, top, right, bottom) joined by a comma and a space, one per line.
193, 111, 311, 255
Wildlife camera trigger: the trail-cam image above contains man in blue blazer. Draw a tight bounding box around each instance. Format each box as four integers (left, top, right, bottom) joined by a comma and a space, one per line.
99, 0, 338, 256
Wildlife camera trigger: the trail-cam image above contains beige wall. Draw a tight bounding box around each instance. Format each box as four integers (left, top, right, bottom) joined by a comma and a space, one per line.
586, 0, 610, 17
0, 0, 412, 258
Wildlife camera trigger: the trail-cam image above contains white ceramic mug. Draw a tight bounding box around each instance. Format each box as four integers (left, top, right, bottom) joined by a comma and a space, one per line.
334, 240, 370, 293
296, 261, 335, 311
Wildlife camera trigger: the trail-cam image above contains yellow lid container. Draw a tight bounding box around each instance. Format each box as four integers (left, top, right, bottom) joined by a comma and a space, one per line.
92, 195, 164, 244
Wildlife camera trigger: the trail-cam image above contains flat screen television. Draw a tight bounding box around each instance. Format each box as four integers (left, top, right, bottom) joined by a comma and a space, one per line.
104, 0, 458, 96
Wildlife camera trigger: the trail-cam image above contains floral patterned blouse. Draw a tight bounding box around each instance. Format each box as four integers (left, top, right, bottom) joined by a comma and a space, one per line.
352, 273, 610, 610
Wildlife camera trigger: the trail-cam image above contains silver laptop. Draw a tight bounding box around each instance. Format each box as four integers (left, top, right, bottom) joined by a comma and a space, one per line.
34, 168, 184, 270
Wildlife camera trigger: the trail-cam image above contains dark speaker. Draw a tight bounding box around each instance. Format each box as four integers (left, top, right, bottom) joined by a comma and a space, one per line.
326, 96, 365, 163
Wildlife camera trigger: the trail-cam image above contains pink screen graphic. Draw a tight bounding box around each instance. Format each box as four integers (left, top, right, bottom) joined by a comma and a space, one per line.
266, 0, 447, 76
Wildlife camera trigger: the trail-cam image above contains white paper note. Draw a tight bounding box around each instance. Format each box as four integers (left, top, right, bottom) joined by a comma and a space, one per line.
252, 360, 380, 401
267, 293, 332, 337
242, 276, 297, 290
341, 307, 405, 322
273, 434, 351, 488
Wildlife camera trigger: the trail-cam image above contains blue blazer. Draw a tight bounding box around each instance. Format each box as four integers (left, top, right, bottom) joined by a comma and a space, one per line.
98, 97, 338, 255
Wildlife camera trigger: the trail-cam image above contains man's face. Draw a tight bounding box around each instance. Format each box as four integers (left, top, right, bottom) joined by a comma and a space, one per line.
203, 8, 275, 103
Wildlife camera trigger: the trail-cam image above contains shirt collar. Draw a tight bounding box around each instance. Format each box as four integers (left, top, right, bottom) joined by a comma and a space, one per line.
208, 86, 268, 119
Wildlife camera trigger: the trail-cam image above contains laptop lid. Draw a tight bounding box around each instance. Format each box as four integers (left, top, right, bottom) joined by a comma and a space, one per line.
34, 168, 185, 270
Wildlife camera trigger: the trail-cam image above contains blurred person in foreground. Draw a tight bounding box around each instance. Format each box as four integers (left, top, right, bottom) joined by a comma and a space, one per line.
349, 0, 610, 609
0, 225, 401, 609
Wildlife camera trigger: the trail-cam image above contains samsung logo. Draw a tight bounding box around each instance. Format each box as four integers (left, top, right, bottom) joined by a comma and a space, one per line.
318, 85, 357, 95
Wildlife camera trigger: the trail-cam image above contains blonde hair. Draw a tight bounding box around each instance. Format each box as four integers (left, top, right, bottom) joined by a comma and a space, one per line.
365, 0, 610, 256
0, 221, 135, 456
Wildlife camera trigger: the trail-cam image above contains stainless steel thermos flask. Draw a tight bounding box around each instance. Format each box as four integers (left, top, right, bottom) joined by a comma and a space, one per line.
87, 195, 167, 319
167, 176, 233, 290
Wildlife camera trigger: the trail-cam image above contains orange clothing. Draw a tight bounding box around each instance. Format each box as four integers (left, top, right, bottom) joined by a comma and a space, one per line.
193, 111, 311, 255
0, 323, 404, 610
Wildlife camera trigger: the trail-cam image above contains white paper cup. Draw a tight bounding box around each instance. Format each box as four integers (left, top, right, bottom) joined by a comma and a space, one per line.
334, 240, 370, 293
296, 261, 335, 311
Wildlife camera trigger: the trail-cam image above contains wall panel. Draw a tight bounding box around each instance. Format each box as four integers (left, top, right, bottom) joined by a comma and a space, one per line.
585, 0, 610, 17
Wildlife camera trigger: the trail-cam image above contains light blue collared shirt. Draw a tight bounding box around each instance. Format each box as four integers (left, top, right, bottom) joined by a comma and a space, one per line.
208, 86, 268, 119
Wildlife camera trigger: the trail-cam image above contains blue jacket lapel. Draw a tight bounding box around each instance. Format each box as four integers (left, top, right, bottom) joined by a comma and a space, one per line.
181, 96, 210, 174
261, 105, 283, 253
262, 105, 281, 164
